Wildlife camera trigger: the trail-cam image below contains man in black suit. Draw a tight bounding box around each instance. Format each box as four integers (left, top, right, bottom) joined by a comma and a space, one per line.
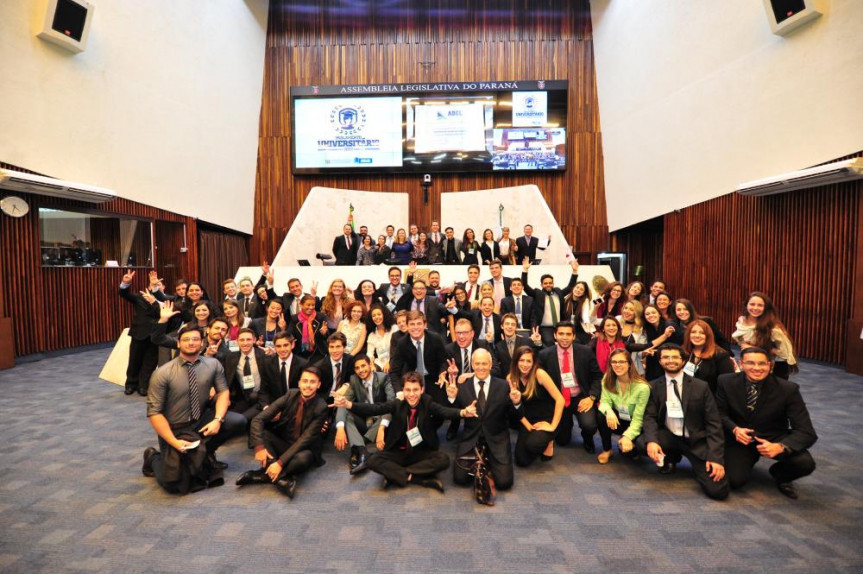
223, 328, 273, 423
441, 226, 462, 265
639, 344, 729, 500
332, 224, 359, 266
237, 275, 266, 319
468, 296, 503, 345
313, 332, 354, 398
427, 220, 445, 264
119, 269, 165, 396
333, 355, 395, 474
266, 276, 320, 316
388, 311, 450, 403
236, 366, 329, 498
500, 277, 534, 330
335, 371, 477, 491
260, 332, 307, 406
514, 224, 550, 264
522, 258, 580, 347
375, 266, 409, 312
716, 347, 817, 499
485, 259, 512, 309
396, 279, 450, 337
494, 313, 539, 377
449, 348, 521, 491
537, 321, 602, 453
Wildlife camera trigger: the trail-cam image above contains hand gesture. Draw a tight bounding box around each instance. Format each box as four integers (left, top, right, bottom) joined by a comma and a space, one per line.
570, 257, 579, 273
484, 330, 494, 343
509, 380, 522, 405
522, 259, 531, 272
204, 344, 219, 357
278, 313, 287, 330
445, 298, 456, 310
462, 400, 478, 418
754, 436, 783, 459
158, 300, 180, 323
408, 261, 417, 274
457, 372, 473, 385
732, 426, 755, 445
148, 270, 162, 290
261, 260, 270, 276
332, 394, 348, 409
664, 326, 676, 338
265, 460, 283, 482
320, 322, 329, 335
530, 327, 542, 344
140, 290, 157, 306
310, 280, 318, 297
706, 461, 725, 481
446, 373, 459, 399
256, 335, 264, 347
646, 441, 664, 463
122, 269, 136, 284
254, 447, 274, 467
605, 411, 619, 430
334, 428, 347, 451
446, 358, 459, 377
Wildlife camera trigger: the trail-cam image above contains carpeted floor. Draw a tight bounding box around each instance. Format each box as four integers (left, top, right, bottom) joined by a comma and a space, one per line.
0, 349, 861, 573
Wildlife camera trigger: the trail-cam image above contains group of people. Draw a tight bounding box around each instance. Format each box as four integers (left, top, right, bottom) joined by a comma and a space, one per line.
123, 231, 816, 502
333, 221, 552, 266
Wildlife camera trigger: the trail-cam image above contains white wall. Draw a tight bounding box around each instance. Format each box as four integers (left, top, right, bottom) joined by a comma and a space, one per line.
591, 0, 863, 231
0, 0, 268, 234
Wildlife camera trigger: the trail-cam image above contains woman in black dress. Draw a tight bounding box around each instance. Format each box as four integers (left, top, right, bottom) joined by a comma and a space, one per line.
460, 228, 480, 265
508, 346, 564, 467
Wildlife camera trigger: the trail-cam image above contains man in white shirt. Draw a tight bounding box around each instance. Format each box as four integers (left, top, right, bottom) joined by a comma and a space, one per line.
500, 277, 534, 330
485, 259, 512, 309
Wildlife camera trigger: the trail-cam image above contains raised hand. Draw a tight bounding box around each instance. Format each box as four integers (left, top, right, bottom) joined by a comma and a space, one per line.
530, 327, 542, 344
446, 358, 458, 377
522, 259, 531, 272
509, 380, 522, 405
122, 269, 136, 284
570, 257, 579, 273
446, 373, 459, 399
408, 261, 417, 274
320, 322, 329, 335
261, 261, 270, 276
462, 400, 478, 418
310, 280, 318, 297
278, 313, 287, 330
158, 300, 180, 323
140, 290, 157, 306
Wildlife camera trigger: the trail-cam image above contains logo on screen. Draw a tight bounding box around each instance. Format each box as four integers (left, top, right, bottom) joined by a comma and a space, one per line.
537, 80, 546, 89
330, 104, 367, 135
525, 97, 535, 109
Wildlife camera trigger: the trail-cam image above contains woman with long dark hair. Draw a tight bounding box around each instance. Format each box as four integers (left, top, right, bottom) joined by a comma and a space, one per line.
460, 228, 480, 265
642, 304, 679, 380
593, 281, 626, 323
480, 228, 500, 265
595, 348, 651, 464
563, 281, 594, 344
589, 317, 650, 373
365, 302, 396, 372
732, 291, 797, 378
682, 319, 736, 394
508, 346, 564, 467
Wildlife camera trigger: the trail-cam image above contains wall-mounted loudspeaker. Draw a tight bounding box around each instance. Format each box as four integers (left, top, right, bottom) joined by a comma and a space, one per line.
762, 0, 822, 36
37, 0, 95, 54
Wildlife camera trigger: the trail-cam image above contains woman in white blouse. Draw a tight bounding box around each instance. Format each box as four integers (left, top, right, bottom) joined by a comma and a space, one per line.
731, 291, 797, 378
364, 302, 397, 372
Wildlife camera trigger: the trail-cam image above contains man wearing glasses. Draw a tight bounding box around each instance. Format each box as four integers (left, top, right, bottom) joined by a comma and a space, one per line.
716, 347, 817, 499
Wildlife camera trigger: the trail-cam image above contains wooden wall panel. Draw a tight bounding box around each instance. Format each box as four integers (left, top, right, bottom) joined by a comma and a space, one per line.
197, 226, 251, 302
660, 179, 861, 365
1, 161, 199, 357
253, 0, 608, 263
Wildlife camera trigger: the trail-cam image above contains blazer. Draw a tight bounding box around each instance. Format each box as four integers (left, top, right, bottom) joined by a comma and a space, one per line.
427, 233, 445, 264
259, 353, 308, 405
288, 313, 329, 361
715, 373, 817, 453
515, 235, 547, 264
484, 275, 512, 297
332, 233, 360, 265
119, 286, 163, 340
467, 310, 503, 343
237, 294, 265, 320
537, 343, 602, 401
445, 339, 501, 379
224, 347, 272, 405
249, 317, 284, 343
500, 293, 535, 329
492, 335, 534, 378
395, 294, 449, 336
479, 241, 501, 264
313, 354, 356, 398
375, 282, 409, 307
388, 330, 449, 394
641, 374, 725, 464
451, 376, 519, 463
350, 394, 462, 452
441, 237, 463, 264
335, 371, 395, 427
522, 271, 580, 329
249, 390, 328, 466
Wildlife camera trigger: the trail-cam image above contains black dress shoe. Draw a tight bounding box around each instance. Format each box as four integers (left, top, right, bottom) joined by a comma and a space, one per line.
236, 469, 269, 486
777, 482, 799, 499
582, 441, 596, 455
540, 454, 553, 462
124, 385, 137, 395
275, 476, 296, 498
142, 447, 158, 477
349, 447, 360, 470
137, 387, 148, 397
207, 453, 228, 470
659, 461, 676, 475
350, 453, 369, 475
207, 477, 225, 488
413, 477, 444, 493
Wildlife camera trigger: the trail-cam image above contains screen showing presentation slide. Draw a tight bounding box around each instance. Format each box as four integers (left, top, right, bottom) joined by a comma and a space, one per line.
492, 128, 566, 170
412, 102, 489, 154
293, 97, 403, 169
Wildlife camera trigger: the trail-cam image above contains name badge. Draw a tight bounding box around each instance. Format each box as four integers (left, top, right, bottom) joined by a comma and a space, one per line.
561, 372, 577, 389
468, 247, 475, 255
683, 361, 698, 377
242, 375, 255, 390
228, 341, 239, 352
407, 426, 423, 447
666, 399, 684, 419
618, 404, 631, 422
265, 341, 275, 349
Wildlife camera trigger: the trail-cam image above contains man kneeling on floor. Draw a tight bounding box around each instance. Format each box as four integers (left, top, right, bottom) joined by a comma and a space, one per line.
333, 371, 477, 492
142, 325, 246, 494
236, 365, 329, 498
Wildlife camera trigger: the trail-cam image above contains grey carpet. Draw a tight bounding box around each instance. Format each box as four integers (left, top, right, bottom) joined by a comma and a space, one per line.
0, 349, 861, 573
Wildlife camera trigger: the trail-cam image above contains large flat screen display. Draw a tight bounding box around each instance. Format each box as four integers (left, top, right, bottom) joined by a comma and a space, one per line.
290, 80, 568, 174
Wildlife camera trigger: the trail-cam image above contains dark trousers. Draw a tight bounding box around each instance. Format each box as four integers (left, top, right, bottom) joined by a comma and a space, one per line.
539, 326, 556, 347
126, 337, 158, 391
262, 430, 316, 478
453, 445, 514, 491
514, 428, 555, 467
555, 403, 598, 448
636, 429, 729, 500
368, 447, 451, 487
724, 442, 815, 488
597, 412, 632, 451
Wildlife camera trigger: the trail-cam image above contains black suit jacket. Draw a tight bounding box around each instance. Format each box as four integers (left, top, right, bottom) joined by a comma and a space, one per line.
515, 235, 547, 264
224, 347, 272, 406
480, 241, 501, 264
500, 293, 535, 329
642, 374, 725, 464
467, 310, 503, 343
119, 286, 162, 340
492, 335, 533, 378
451, 376, 518, 463
484, 276, 512, 298
250, 390, 328, 466
259, 353, 308, 405
389, 331, 449, 396
375, 282, 408, 307
332, 233, 359, 265
444, 340, 501, 379
350, 394, 461, 452
288, 313, 329, 362
313, 354, 356, 398
395, 294, 449, 336
522, 271, 579, 329
537, 343, 602, 401
715, 373, 817, 453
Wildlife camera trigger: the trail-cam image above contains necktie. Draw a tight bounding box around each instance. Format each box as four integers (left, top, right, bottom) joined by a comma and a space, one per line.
462, 348, 469, 374
477, 380, 487, 415
367, 380, 374, 403
507, 338, 514, 357
467, 284, 474, 300
561, 349, 571, 407
515, 297, 522, 327
671, 378, 683, 404
416, 342, 426, 375
746, 381, 758, 411
293, 396, 305, 439
485, 316, 492, 338
549, 292, 559, 325
187, 362, 201, 421
346, 236, 351, 250
334, 362, 341, 385
390, 288, 397, 304
408, 407, 417, 430
243, 355, 252, 377
280, 360, 287, 389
